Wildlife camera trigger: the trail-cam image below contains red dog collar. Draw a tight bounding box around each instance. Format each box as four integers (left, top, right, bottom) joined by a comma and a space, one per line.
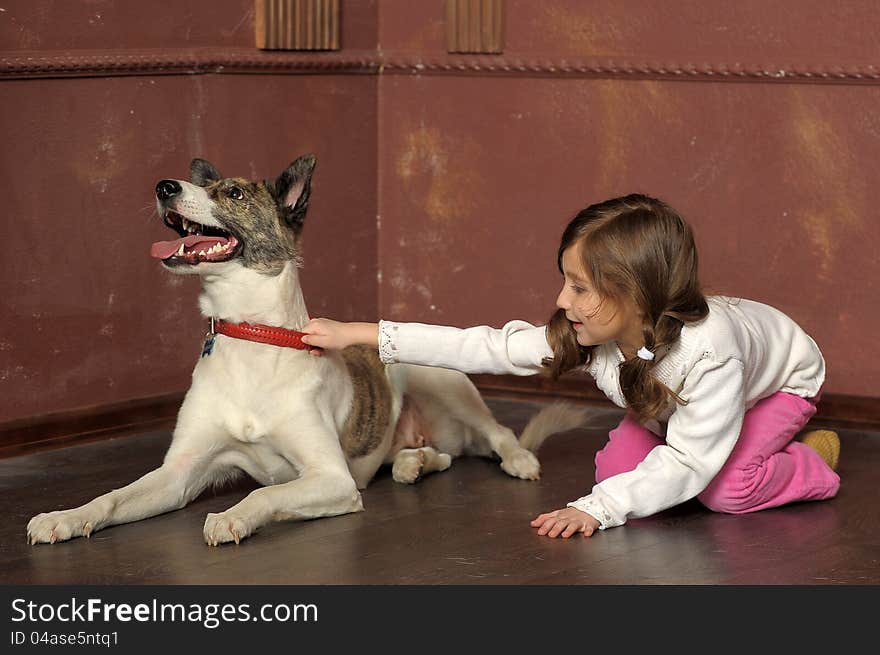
211, 318, 310, 350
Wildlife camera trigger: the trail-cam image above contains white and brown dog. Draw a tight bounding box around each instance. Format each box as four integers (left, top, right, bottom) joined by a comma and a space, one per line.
27, 155, 585, 546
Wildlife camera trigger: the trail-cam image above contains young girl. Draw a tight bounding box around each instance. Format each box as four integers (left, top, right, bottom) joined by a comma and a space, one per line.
301, 194, 840, 538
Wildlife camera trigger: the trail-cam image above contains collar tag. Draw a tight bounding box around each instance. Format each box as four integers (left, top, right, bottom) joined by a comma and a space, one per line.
201, 324, 216, 358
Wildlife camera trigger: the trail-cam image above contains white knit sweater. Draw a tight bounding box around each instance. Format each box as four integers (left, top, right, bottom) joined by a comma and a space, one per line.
377, 297, 826, 530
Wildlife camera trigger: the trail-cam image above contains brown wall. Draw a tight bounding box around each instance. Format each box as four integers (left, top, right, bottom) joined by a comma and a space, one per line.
1, 1, 878, 427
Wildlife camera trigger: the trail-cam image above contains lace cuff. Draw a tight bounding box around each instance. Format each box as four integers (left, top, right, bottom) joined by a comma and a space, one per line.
566, 495, 615, 530
378, 320, 399, 364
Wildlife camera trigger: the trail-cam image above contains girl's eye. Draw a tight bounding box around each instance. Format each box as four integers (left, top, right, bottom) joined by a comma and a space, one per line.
227, 187, 244, 200
571, 285, 586, 294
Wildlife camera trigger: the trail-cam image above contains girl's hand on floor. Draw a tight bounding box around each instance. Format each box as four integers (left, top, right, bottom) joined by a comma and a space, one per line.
530, 507, 601, 538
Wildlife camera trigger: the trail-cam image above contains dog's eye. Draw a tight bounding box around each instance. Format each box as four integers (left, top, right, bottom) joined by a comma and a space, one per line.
227, 186, 244, 200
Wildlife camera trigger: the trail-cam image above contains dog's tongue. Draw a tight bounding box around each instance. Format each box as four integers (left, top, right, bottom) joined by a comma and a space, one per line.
150, 235, 227, 259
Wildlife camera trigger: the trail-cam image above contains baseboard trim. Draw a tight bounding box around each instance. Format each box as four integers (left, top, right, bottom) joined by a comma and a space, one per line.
0, 393, 183, 459
1, 378, 877, 459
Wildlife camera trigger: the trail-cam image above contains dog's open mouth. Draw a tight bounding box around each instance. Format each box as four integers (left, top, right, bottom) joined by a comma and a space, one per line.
150, 211, 242, 265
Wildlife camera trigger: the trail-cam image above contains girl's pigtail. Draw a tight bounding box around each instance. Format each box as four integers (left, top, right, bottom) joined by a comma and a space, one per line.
619, 313, 685, 422
620, 298, 708, 423
542, 308, 591, 378
619, 358, 662, 421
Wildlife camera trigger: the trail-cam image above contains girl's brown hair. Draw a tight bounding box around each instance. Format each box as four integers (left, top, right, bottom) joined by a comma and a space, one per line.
543, 194, 709, 423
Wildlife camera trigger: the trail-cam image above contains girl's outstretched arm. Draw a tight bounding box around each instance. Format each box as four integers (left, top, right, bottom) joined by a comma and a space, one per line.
531, 507, 601, 538
301, 319, 378, 355
305, 317, 550, 374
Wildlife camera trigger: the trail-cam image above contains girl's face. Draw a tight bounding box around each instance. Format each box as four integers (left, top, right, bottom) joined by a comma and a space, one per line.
556, 243, 644, 357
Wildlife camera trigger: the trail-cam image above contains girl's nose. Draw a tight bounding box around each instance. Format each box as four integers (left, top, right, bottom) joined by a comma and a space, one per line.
556, 287, 569, 310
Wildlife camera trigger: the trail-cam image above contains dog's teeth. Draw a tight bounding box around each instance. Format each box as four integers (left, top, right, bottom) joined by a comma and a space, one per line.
177, 243, 185, 256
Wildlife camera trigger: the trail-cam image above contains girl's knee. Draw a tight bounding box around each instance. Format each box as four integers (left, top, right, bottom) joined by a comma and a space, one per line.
594, 447, 621, 484
594, 440, 641, 483
698, 486, 747, 514
594, 415, 664, 483
698, 461, 765, 513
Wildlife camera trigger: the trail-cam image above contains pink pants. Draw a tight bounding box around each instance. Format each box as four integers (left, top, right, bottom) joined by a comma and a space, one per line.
594, 391, 840, 514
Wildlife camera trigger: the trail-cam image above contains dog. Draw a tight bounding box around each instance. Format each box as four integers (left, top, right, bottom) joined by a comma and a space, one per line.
27, 155, 587, 546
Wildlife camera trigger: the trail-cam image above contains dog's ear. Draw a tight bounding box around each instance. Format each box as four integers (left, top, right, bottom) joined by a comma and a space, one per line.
273, 154, 316, 227
190, 158, 222, 187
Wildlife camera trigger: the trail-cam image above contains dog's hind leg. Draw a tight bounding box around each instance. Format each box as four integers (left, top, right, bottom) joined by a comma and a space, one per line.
391, 447, 452, 484
403, 366, 541, 480
27, 448, 218, 544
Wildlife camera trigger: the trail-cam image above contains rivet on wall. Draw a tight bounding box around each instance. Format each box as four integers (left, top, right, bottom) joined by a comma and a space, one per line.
255, 0, 341, 51
447, 0, 505, 54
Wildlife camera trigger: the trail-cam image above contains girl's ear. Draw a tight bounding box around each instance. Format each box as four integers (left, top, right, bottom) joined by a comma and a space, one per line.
190, 158, 222, 186
273, 154, 317, 227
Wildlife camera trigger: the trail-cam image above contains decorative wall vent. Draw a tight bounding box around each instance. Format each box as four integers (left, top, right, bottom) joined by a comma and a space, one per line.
255, 0, 340, 51
447, 0, 504, 54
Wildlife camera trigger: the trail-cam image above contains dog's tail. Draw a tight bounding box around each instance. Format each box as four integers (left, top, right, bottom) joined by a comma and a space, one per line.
518, 401, 592, 453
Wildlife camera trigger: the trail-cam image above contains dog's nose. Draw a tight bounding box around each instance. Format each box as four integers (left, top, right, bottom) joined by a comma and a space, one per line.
156, 180, 182, 201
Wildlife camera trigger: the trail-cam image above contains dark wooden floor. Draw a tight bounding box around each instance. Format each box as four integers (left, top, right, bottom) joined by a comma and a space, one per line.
2, 396, 878, 585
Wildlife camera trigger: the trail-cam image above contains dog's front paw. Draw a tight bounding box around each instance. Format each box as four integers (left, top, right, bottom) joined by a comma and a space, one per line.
500, 448, 541, 480
27, 510, 95, 545
203, 512, 252, 546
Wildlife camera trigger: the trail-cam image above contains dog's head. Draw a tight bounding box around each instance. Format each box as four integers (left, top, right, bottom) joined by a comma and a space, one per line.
151, 154, 316, 275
